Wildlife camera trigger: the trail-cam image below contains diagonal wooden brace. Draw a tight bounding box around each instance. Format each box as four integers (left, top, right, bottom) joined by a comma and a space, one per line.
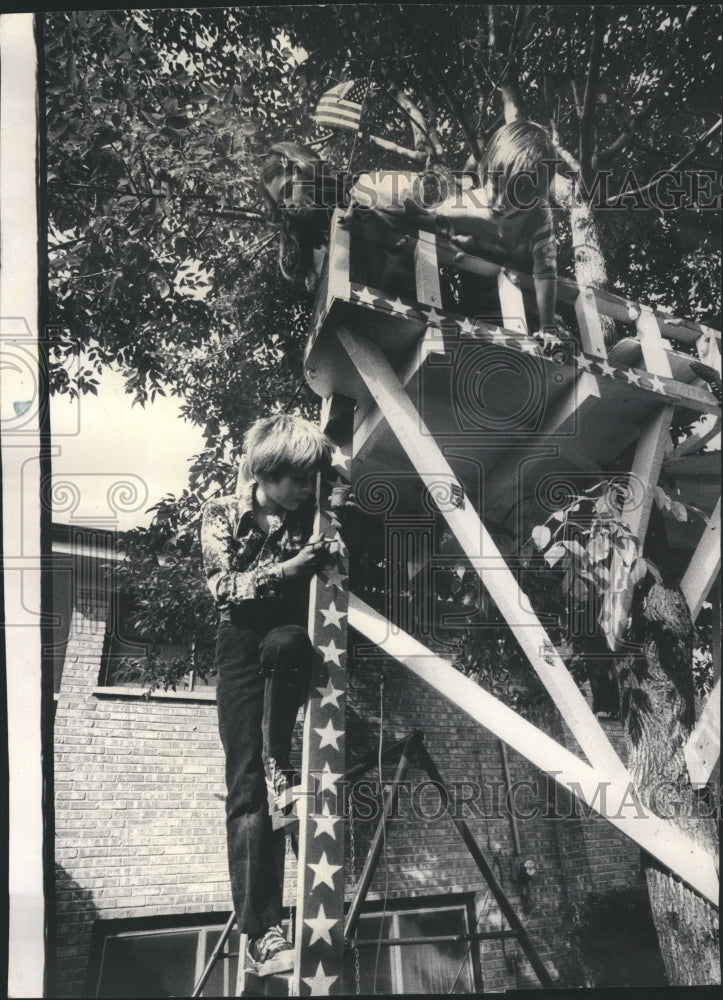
348, 594, 719, 906
337, 328, 628, 786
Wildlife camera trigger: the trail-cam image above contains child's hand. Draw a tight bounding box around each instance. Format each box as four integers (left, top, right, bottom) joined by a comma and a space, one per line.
281, 535, 331, 579
328, 492, 361, 531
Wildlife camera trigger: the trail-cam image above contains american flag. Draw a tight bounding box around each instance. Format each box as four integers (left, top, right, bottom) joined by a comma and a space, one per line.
314, 79, 368, 132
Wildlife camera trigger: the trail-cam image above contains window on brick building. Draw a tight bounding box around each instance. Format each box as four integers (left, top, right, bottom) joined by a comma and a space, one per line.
91, 918, 239, 997
343, 896, 480, 994
100, 592, 217, 693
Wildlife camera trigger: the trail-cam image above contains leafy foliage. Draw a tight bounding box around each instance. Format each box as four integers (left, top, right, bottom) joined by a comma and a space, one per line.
44, 7, 720, 690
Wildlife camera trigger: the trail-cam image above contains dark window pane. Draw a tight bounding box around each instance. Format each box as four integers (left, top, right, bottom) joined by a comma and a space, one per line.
344, 914, 395, 994
201, 927, 239, 997
397, 908, 474, 994
97, 930, 198, 998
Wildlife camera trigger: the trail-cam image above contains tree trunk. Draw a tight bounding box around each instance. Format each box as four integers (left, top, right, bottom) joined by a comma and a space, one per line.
570, 184, 617, 343
619, 579, 720, 986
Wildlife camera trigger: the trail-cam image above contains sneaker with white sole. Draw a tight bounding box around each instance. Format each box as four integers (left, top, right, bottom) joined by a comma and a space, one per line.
246, 923, 294, 976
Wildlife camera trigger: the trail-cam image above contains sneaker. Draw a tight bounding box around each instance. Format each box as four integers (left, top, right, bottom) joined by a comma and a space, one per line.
246, 924, 294, 976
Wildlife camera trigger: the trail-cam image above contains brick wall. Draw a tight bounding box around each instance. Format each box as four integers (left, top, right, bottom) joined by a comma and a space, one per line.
54, 588, 229, 997
54, 584, 645, 995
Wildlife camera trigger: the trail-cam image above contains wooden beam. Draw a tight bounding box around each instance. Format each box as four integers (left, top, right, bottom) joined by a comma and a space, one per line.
348, 594, 719, 906
575, 286, 608, 359
413, 230, 442, 308
337, 329, 628, 784
684, 678, 721, 789
327, 210, 351, 303
293, 395, 353, 998
497, 269, 528, 336
680, 498, 721, 621
635, 305, 674, 377
608, 404, 674, 649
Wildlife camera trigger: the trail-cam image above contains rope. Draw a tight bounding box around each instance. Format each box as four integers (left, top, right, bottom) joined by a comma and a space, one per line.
372, 668, 389, 994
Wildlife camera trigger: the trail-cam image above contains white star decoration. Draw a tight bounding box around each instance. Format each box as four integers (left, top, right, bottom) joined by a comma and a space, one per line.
308, 850, 342, 891
389, 296, 412, 316
316, 676, 344, 709
458, 317, 476, 335
311, 801, 339, 840
319, 761, 343, 796
599, 360, 616, 378
330, 446, 350, 471
624, 369, 643, 385
320, 600, 346, 630
304, 903, 338, 946
576, 354, 595, 371
302, 961, 338, 995
322, 565, 348, 591
314, 717, 344, 751
648, 374, 667, 393
423, 306, 443, 326
354, 286, 377, 306
318, 638, 345, 666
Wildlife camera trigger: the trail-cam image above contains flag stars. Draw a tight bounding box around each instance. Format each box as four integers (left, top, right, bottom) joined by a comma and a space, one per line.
304, 903, 338, 947
330, 446, 350, 472
321, 564, 348, 591
389, 296, 413, 316
624, 368, 643, 386
423, 306, 443, 327
318, 638, 345, 666
648, 374, 667, 394
311, 801, 339, 840
308, 850, 342, 891
599, 360, 616, 378
302, 961, 338, 996
320, 601, 346, 630
316, 676, 344, 710
458, 317, 476, 336
314, 717, 344, 752
353, 286, 377, 306
318, 761, 343, 796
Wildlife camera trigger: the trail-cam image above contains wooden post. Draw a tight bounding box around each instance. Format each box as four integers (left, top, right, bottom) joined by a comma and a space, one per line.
497, 269, 528, 335
413, 230, 442, 308
293, 395, 353, 997
608, 404, 674, 649
680, 498, 721, 621
635, 305, 673, 378
348, 594, 719, 905
684, 678, 720, 788
337, 329, 628, 786
327, 210, 351, 302
575, 286, 608, 359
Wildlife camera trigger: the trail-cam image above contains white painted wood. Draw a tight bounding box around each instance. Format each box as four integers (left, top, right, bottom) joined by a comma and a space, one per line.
575, 286, 608, 359
1, 16, 45, 999
497, 269, 528, 335
684, 678, 721, 788
338, 329, 628, 784
636, 306, 674, 377
608, 404, 674, 649
413, 231, 441, 307
348, 594, 719, 906
696, 329, 722, 374
327, 210, 351, 302
680, 498, 721, 621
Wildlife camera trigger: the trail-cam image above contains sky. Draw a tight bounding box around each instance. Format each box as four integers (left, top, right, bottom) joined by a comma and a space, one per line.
50, 367, 206, 531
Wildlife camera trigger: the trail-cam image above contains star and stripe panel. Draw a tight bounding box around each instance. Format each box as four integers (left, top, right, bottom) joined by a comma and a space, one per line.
296, 426, 352, 996
308, 275, 719, 414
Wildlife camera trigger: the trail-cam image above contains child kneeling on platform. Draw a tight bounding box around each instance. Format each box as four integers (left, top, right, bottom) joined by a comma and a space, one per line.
201, 414, 333, 976
436, 120, 561, 343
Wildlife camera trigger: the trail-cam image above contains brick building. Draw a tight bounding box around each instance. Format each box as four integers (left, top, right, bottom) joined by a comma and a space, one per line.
51, 520, 667, 996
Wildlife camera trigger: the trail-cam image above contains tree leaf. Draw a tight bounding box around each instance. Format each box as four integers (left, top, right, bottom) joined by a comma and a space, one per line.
531, 524, 551, 549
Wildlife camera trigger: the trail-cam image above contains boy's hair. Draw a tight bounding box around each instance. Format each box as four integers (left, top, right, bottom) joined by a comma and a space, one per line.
480, 121, 557, 206
242, 414, 331, 480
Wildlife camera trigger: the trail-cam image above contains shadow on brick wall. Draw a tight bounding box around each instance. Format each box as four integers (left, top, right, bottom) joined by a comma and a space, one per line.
55, 864, 99, 998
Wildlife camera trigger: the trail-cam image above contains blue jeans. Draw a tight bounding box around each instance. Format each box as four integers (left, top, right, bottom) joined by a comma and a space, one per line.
215, 611, 312, 935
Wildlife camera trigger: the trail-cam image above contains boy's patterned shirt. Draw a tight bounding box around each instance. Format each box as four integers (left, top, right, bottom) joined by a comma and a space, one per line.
201, 482, 314, 608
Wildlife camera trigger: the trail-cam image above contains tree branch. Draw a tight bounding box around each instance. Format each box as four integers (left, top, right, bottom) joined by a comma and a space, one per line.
418, 53, 481, 159
366, 133, 427, 163
604, 117, 723, 207
579, 6, 606, 185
